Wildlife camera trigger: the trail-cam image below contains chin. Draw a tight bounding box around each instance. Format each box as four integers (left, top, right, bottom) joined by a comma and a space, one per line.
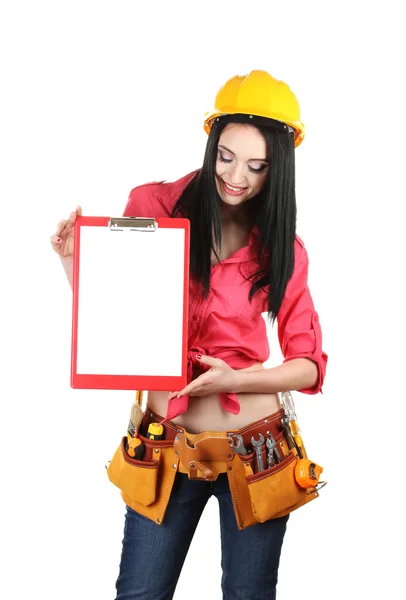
220, 194, 247, 207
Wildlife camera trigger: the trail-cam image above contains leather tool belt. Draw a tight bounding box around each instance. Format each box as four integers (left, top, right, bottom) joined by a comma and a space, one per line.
107, 406, 323, 530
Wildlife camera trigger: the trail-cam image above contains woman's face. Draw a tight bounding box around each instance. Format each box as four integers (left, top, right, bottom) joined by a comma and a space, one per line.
215, 123, 269, 207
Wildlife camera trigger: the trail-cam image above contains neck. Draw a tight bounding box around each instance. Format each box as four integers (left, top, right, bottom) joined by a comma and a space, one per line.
220, 202, 252, 228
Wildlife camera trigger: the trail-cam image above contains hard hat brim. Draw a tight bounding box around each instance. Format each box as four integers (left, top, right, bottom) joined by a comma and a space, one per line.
204, 111, 305, 148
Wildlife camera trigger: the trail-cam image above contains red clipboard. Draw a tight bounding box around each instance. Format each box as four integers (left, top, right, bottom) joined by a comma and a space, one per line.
71, 215, 190, 391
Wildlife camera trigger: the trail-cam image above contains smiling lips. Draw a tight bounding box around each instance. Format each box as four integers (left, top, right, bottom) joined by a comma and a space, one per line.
222, 180, 248, 196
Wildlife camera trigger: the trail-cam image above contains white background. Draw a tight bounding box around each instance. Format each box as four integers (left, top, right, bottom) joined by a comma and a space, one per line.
1, 1, 405, 599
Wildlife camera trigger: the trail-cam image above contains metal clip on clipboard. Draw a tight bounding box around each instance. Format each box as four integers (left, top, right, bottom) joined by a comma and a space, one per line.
108, 217, 157, 232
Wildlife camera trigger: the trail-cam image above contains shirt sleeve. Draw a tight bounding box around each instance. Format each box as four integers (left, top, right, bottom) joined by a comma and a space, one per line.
122, 181, 174, 217
277, 238, 328, 394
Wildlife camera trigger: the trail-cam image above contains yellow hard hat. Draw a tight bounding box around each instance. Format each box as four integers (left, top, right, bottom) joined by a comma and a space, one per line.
204, 70, 305, 148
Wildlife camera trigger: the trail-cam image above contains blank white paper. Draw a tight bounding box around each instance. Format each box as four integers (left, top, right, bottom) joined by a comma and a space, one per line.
75, 224, 185, 377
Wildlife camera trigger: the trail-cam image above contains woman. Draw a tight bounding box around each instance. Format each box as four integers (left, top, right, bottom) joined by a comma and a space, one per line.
51, 70, 328, 600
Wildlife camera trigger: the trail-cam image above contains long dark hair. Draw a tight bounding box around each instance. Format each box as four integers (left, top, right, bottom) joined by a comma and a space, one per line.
171, 115, 297, 324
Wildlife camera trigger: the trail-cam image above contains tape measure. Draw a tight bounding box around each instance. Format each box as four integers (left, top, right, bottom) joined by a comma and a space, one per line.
294, 459, 323, 488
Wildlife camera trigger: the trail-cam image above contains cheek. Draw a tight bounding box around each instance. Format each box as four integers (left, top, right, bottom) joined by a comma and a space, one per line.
251, 172, 268, 191
214, 169, 223, 194
215, 161, 228, 177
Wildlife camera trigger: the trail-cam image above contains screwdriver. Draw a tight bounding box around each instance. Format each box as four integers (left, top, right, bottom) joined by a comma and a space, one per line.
281, 417, 303, 459
280, 391, 304, 455
126, 435, 145, 460
146, 422, 165, 441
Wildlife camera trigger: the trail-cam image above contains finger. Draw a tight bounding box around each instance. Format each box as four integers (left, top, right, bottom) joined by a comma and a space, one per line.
66, 210, 77, 224
50, 234, 62, 246
198, 356, 224, 368
59, 213, 77, 237
56, 208, 81, 237
177, 378, 212, 397
175, 384, 196, 398
180, 384, 211, 397
55, 219, 67, 236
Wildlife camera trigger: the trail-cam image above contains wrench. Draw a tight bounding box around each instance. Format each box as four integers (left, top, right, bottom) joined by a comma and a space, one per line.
227, 433, 248, 456
265, 434, 282, 467
251, 433, 265, 472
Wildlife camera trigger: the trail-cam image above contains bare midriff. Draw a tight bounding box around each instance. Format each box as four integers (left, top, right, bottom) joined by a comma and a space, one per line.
147, 361, 281, 433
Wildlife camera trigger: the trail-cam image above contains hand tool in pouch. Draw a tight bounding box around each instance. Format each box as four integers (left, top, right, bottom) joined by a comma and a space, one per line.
279, 392, 327, 491
280, 391, 304, 458
295, 459, 324, 489
251, 433, 265, 472
126, 390, 145, 459
146, 422, 165, 440
265, 433, 282, 467
281, 417, 303, 458
227, 433, 248, 456
128, 390, 144, 436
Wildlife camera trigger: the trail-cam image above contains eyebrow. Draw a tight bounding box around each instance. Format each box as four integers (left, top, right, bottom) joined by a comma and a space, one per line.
218, 144, 269, 163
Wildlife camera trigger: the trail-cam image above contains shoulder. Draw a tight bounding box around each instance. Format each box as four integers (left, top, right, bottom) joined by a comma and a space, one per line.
295, 234, 305, 249
292, 234, 309, 272
124, 170, 199, 217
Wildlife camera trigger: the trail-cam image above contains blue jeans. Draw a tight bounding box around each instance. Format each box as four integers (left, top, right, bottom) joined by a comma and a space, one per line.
115, 472, 289, 600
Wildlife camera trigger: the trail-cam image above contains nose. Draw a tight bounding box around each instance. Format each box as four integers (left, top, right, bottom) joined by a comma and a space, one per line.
228, 162, 246, 186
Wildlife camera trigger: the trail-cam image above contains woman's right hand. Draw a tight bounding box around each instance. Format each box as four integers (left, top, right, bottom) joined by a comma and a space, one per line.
50, 206, 82, 257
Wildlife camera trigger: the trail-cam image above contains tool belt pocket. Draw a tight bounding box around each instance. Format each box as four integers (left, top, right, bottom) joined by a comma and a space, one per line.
245, 451, 311, 522
106, 436, 159, 506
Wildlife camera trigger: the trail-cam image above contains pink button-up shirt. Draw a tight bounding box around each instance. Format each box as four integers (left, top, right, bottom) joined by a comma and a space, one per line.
123, 171, 328, 421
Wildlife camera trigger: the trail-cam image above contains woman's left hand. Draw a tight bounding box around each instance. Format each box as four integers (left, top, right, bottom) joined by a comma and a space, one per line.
167, 355, 240, 400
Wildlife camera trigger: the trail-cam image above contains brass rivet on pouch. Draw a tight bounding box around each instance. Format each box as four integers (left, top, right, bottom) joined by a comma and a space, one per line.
172, 464, 177, 468
228, 466, 232, 471
157, 518, 161, 523
155, 449, 159, 454
190, 463, 195, 468
174, 450, 179, 456
227, 453, 232, 459
264, 419, 269, 423
176, 435, 181, 441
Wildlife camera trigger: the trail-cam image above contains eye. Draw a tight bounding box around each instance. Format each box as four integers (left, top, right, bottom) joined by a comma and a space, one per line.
248, 164, 268, 174
218, 151, 232, 164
